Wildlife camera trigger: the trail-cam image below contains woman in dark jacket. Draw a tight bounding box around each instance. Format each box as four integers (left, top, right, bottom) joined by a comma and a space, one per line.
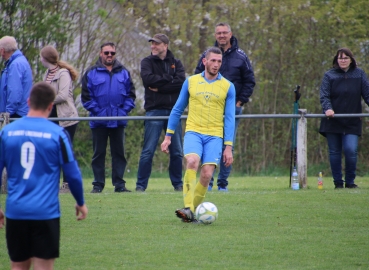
319, 47, 369, 189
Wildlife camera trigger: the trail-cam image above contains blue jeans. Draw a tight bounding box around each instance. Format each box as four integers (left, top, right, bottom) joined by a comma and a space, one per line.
136, 110, 183, 190
91, 127, 127, 190
326, 133, 358, 186
210, 106, 243, 188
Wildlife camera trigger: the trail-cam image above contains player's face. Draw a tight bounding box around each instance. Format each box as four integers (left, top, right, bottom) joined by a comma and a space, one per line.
150, 41, 168, 58
100, 45, 116, 66
214, 26, 232, 48
204, 53, 222, 77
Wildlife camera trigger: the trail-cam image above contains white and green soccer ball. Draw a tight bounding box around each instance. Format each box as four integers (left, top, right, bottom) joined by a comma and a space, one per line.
195, 202, 218, 224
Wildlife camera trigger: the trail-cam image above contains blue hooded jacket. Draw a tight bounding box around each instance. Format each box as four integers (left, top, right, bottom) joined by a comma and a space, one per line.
81, 58, 136, 128
0, 50, 33, 116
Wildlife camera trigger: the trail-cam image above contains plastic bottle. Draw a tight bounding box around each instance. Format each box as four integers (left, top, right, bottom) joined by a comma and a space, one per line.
291, 167, 299, 190
318, 172, 323, 190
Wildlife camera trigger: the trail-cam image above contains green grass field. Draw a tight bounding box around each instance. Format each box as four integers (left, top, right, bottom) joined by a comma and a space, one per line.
1, 176, 369, 269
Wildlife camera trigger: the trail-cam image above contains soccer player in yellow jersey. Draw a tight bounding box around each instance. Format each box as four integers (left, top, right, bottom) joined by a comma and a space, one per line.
161, 47, 236, 223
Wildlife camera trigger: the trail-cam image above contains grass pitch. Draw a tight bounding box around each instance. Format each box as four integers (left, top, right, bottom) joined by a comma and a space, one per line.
1, 176, 368, 269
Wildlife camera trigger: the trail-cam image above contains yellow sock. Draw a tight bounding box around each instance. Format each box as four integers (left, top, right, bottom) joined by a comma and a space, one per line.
193, 181, 207, 211
183, 169, 197, 212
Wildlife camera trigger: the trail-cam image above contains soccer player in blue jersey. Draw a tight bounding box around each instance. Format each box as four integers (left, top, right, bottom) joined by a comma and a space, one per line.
161, 47, 236, 223
0, 82, 88, 270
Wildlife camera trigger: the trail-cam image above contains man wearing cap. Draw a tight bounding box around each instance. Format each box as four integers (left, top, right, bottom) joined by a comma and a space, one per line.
136, 34, 185, 192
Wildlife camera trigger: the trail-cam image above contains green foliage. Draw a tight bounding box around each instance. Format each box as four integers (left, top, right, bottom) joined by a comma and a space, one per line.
2, 0, 369, 175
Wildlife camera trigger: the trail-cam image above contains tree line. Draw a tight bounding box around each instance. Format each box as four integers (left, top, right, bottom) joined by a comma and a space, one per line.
1, 0, 369, 176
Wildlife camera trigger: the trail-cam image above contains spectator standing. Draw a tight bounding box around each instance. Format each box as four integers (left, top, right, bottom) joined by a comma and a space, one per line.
161, 47, 235, 223
136, 34, 185, 192
0, 36, 33, 118
319, 47, 369, 189
195, 23, 255, 192
82, 42, 136, 193
40, 45, 79, 193
0, 82, 88, 270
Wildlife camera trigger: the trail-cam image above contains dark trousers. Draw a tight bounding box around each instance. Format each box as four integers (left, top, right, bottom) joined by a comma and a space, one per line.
62, 123, 78, 183
91, 127, 127, 190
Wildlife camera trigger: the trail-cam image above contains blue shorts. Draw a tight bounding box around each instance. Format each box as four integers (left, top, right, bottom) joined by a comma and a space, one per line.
183, 131, 222, 166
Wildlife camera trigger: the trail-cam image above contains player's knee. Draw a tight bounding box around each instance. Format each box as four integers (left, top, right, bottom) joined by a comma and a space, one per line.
185, 156, 199, 170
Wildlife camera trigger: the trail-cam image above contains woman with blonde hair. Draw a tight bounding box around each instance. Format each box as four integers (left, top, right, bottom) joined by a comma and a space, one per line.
40, 45, 79, 192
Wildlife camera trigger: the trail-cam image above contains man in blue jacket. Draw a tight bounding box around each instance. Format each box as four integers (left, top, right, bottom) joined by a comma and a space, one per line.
82, 42, 136, 193
0, 36, 33, 118
195, 23, 255, 192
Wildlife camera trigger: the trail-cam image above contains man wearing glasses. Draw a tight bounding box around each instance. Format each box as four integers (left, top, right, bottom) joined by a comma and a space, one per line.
82, 42, 136, 193
195, 22, 256, 192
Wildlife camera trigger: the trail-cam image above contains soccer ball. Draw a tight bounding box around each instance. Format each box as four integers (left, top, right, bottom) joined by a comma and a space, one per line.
195, 202, 218, 224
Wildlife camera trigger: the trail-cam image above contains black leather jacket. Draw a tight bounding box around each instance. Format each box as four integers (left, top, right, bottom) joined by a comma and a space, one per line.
140, 49, 185, 111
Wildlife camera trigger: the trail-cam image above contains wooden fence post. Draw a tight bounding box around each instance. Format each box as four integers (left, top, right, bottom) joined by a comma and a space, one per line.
297, 109, 307, 188
1, 113, 9, 194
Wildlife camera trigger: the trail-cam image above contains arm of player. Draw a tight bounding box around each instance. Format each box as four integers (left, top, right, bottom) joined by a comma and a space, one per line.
165, 78, 190, 135
161, 79, 190, 153
223, 83, 236, 146
222, 145, 233, 167
62, 161, 88, 221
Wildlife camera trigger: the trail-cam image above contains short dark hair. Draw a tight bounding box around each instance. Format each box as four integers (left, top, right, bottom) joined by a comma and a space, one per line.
205, 46, 222, 59
29, 82, 56, 111
100, 42, 115, 50
215, 22, 231, 32
332, 47, 357, 69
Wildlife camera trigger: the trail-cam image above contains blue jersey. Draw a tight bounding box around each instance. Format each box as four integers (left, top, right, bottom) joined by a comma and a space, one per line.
0, 117, 85, 220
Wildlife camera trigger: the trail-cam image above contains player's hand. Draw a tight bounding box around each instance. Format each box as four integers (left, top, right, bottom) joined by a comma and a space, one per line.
223, 145, 234, 167
75, 204, 88, 221
161, 136, 171, 154
325, 109, 334, 118
0, 209, 4, 228
149, 87, 158, 92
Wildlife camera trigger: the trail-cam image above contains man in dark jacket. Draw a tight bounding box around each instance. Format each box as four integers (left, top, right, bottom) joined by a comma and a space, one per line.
136, 34, 185, 192
195, 22, 255, 192
82, 42, 136, 193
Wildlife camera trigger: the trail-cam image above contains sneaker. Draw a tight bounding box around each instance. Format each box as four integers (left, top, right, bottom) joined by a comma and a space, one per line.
59, 182, 70, 193
174, 186, 183, 192
115, 187, 131, 192
207, 185, 212, 191
218, 186, 228, 192
91, 187, 102, 193
135, 187, 145, 192
175, 207, 194, 223
345, 183, 359, 189
334, 184, 344, 189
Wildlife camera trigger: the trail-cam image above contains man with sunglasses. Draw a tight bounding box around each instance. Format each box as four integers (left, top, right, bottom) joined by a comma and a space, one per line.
82, 42, 136, 193
195, 22, 255, 192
